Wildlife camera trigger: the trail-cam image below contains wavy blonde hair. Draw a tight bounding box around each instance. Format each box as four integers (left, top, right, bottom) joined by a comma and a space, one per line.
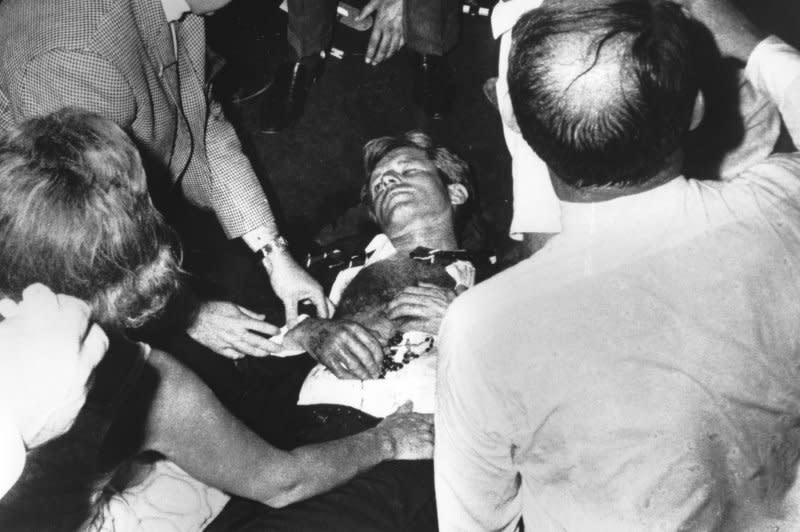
0, 109, 181, 330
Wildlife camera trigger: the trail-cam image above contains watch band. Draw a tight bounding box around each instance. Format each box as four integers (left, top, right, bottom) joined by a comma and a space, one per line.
259, 236, 289, 257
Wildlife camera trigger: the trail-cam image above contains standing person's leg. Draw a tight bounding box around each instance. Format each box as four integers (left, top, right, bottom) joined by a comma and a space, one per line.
287, 0, 339, 60
405, 0, 461, 119
261, 0, 339, 133
405, 0, 460, 56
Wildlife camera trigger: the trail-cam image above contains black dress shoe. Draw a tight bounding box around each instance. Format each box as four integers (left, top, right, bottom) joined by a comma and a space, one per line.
411, 52, 451, 120
260, 59, 317, 133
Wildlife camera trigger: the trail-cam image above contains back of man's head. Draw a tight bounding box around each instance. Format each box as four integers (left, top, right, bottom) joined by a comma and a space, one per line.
508, 0, 700, 188
0, 109, 180, 330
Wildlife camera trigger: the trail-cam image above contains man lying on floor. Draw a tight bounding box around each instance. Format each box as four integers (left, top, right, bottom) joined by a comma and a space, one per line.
280, 131, 488, 415
204, 131, 491, 530
0, 109, 434, 532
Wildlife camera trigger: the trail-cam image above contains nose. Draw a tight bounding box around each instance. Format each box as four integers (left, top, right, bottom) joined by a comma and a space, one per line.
375, 171, 401, 194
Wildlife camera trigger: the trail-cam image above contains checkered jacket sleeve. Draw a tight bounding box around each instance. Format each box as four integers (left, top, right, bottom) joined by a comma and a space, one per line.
9, 49, 137, 129
204, 99, 278, 240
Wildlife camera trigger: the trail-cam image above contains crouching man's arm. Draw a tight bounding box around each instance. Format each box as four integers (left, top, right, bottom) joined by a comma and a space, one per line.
140, 349, 433, 508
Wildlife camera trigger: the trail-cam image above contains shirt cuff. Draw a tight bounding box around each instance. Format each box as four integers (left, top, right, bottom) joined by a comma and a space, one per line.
745, 36, 800, 107
0, 411, 25, 499
241, 226, 280, 253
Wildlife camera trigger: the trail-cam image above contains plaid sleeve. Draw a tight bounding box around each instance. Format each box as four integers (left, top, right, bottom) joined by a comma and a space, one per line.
11, 49, 136, 127
204, 99, 277, 239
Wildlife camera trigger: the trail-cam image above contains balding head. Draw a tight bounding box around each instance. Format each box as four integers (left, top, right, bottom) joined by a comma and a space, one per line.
508, 0, 700, 189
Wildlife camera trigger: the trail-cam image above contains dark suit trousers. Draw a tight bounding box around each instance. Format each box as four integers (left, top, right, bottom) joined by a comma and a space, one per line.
287, 0, 460, 58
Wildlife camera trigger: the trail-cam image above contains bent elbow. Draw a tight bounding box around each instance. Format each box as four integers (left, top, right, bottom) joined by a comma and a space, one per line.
261, 481, 304, 509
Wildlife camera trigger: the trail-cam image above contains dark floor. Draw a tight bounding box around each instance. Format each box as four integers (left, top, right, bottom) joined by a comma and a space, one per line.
208, 1, 510, 255
207, 0, 800, 260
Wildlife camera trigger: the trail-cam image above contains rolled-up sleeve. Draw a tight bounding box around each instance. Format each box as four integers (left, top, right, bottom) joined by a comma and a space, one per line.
745, 36, 800, 145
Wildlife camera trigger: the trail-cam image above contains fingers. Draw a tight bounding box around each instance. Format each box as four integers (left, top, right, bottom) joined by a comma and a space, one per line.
356, 0, 378, 21
369, 25, 402, 65
229, 330, 283, 358
383, 31, 403, 63
347, 324, 384, 372
329, 355, 369, 380
385, 291, 449, 322
374, 30, 392, 65
325, 298, 336, 318
283, 294, 299, 324
308, 293, 331, 319
335, 342, 373, 379
323, 324, 384, 379
365, 25, 383, 64
239, 317, 280, 338
236, 305, 265, 320
403, 284, 455, 299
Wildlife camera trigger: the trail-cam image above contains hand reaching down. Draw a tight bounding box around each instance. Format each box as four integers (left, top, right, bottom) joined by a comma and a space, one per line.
385, 282, 457, 335
264, 250, 333, 323
374, 401, 434, 460
284, 317, 384, 379
357, 0, 405, 65
187, 301, 281, 359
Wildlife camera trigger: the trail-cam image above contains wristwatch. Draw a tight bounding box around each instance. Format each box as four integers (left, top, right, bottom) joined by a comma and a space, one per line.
259, 235, 289, 258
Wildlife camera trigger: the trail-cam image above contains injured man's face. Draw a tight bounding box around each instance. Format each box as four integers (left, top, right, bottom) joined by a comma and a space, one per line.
368, 147, 455, 233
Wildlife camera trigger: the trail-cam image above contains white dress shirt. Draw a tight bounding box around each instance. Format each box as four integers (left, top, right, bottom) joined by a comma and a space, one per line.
436, 36, 800, 531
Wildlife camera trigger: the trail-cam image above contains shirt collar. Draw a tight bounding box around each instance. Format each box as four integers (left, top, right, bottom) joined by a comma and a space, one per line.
491, 0, 543, 39
363, 234, 475, 289
160, 0, 191, 22
364, 234, 398, 266
558, 177, 690, 238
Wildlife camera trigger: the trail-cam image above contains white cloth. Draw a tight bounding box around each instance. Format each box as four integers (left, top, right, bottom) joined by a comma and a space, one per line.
493, 0, 560, 238
435, 36, 800, 531
491, 0, 781, 239
298, 331, 439, 417
90, 460, 229, 532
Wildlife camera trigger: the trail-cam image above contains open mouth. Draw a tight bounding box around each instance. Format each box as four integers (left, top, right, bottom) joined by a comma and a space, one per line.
378, 186, 413, 209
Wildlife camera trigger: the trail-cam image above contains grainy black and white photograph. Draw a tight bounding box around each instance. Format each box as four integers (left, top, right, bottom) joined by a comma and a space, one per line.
0, 0, 798, 530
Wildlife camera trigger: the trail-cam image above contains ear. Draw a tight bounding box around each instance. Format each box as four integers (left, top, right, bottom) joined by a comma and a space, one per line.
689, 91, 705, 132
448, 183, 469, 206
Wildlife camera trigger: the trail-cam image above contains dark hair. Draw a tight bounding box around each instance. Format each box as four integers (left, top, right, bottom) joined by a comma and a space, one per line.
508, 0, 700, 188
0, 109, 181, 330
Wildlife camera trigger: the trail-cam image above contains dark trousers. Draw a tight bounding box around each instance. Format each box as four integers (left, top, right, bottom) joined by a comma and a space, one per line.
287, 0, 460, 58
206, 403, 436, 532
207, 459, 436, 532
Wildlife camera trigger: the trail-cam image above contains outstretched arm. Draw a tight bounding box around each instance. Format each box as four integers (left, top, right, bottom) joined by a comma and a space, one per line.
140, 349, 432, 507
204, 102, 330, 323
678, 0, 800, 143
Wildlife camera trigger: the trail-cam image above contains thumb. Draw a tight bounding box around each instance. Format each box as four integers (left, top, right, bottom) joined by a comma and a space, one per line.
283, 297, 299, 325
356, 0, 378, 21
